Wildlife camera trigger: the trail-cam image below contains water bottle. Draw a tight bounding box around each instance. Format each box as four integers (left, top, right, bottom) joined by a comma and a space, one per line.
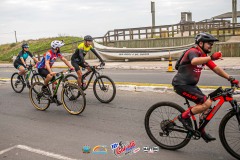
83, 79, 87, 88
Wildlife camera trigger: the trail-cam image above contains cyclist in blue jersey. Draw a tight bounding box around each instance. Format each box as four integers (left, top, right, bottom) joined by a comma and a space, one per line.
36, 40, 74, 105
14, 43, 39, 80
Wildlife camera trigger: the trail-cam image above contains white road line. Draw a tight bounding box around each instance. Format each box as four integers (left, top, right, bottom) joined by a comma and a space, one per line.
0, 145, 17, 155
0, 145, 81, 160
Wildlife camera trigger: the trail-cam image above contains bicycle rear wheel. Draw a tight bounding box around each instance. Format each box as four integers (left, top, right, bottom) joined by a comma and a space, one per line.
145, 101, 192, 150
29, 82, 50, 111
219, 110, 240, 159
61, 83, 86, 115
11, 72, 25, 93
93, 75, 116, 103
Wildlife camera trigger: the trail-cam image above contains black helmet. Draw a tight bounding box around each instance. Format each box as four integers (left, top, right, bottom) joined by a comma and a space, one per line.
22, 43, 29, 49
195, 33, 219, 44
84, 35, 93, 41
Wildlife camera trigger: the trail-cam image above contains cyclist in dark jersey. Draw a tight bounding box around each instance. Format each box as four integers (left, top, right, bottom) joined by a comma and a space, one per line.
172, 33, 239, 142
71, 35, 105, 87
13, 43, 39, 81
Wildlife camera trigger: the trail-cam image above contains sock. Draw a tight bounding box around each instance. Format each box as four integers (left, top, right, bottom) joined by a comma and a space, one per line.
181, 107, 193, 119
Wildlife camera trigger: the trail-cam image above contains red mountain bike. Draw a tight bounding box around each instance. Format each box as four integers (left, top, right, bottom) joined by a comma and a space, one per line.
145, 84, 240, 159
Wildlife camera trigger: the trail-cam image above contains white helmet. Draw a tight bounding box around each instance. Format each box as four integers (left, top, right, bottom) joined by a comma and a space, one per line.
51, 40, 64, 49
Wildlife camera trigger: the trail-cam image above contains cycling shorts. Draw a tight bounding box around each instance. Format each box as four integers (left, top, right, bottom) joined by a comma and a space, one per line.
14, 61, 25, 69
38, 68, 50, 78
71, 60, 88, 72
174, 85, 207, 104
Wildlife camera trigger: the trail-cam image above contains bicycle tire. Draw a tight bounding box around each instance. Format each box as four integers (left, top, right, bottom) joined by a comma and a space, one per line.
31, 73, 45, 86
219, 110, 240, 159
145, 101, 192, 150
11, 72, 25, 93
93, 75, 116, 103
63, 74, 78, 85
29, 82, 50, 111
61, 83, 86, 115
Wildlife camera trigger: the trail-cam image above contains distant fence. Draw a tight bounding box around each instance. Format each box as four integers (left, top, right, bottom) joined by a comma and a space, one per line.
94, 21, 240, 46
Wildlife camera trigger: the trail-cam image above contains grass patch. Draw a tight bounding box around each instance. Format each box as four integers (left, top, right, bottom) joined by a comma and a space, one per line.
0, 36, 83, 62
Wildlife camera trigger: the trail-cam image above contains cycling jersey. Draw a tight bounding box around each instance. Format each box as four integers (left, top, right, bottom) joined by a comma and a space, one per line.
172, 46, 217, 86
14, 51, 33, 64
14, 51, 33, 69
71, 42, 103, 63
37, 49, 63, 69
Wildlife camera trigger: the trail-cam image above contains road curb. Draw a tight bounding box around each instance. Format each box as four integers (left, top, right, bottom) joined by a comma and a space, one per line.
1, 78, 239, 95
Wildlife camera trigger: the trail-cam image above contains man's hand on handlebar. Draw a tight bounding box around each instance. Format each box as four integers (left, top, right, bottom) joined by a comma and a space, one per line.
69, 67, 75, 72
100, 61, 105, 67
229, 76, 239, 88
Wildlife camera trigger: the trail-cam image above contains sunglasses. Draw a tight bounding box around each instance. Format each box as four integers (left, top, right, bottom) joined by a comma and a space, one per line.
207, 42, 214, 46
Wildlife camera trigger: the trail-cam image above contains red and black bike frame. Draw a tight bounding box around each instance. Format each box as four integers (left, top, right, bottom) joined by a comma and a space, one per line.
189, 93, 240, 132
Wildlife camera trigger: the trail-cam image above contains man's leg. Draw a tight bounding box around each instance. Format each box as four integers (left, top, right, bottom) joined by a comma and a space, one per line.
18, 66, 26, 76
38, 68, 52, 95
76, 70, 83, 87
175, 85, 216, 142
44, 73, 53, 86
71, 61, 82, 87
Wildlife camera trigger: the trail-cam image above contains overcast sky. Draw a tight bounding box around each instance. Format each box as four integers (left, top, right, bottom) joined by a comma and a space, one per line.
0, 0, 238, 44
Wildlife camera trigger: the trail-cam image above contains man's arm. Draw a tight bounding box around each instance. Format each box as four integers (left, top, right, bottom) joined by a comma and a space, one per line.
90, 48, 104, 63
45, 60, 54, 75
60, 57, 73, 69
29, 52, 39, 63
212, 66, 230, 80
191, 56, 211, 65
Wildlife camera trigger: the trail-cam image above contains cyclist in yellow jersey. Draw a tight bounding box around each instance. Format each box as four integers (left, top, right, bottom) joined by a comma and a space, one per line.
71, 35, 105, 87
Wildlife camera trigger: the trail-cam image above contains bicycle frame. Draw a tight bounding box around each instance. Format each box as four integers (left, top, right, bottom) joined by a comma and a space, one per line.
47, 73, 64, 96
184, 87, 240, 133
82, 66, 101, 89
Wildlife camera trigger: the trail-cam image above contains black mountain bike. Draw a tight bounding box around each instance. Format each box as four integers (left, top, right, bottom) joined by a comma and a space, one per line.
145, 84, 240, 159
11, 62, 44, 93
65, 65, 116, 103
29, 69, 86, 115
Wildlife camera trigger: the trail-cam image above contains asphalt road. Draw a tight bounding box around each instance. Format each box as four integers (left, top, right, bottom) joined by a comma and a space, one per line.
1, 68, 240, 87
0, 84, 237, 160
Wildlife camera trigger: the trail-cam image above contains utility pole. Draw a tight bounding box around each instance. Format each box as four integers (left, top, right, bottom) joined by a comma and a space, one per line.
151, 1, 155, 38
232, 0, 237, 23
14, 31, 17, 43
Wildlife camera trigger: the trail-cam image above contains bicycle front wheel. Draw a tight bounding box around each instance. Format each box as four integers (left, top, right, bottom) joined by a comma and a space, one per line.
11, 72, 25, 93
29, 82, 50, 111
145, 102, 192, 150
31, 73, 45, 85
61, 83, 86, 115
219, 110, 240, 159
63, 74, 78, 85
93, 75, 116, 103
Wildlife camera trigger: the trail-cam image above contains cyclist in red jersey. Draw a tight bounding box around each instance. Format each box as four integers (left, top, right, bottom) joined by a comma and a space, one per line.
37, 40, 74, 105
172, 33, 239, 142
